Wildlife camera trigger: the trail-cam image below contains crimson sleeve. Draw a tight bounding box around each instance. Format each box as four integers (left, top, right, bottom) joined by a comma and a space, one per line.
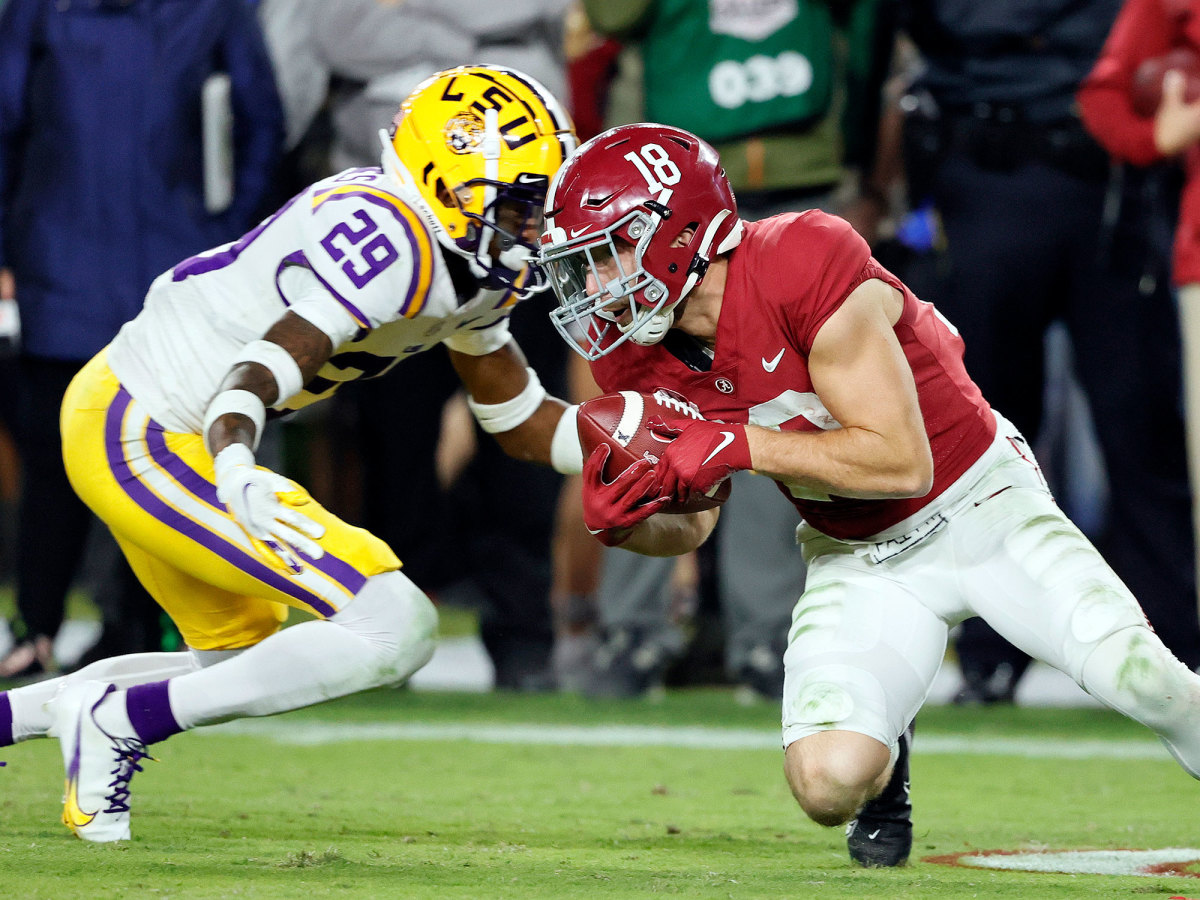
776, 212, 873, 353
1077, 0, 1175, 166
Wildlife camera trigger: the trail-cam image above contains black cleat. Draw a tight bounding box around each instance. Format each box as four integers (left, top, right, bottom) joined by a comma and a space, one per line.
846, 724, 913, 868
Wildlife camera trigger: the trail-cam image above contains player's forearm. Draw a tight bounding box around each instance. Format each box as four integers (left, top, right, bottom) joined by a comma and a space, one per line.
203, 312, 332, 457
204, 362, 277, 457
491, 397, 572, 466
618, 506, 719, 557
746, 424, 933, 500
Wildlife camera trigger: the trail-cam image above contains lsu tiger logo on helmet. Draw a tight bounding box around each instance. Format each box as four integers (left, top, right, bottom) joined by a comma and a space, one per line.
380, 65, 578, 296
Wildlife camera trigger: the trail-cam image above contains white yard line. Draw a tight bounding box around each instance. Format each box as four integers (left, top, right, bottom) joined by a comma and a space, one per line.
202, 719, 1169, 761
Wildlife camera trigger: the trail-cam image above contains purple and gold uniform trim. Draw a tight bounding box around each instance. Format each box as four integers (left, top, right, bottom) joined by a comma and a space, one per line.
104, 388, 366, 618
311, 186, 435, 318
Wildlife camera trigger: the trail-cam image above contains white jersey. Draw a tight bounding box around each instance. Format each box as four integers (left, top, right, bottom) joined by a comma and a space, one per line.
107, 167, 520, 433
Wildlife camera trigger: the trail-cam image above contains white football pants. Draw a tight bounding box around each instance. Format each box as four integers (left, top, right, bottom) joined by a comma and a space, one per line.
782, 412, 1200, 777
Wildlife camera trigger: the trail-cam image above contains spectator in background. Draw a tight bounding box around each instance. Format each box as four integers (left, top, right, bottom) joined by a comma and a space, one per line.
0, 0, 285, 678
1077, 0, 1200, 641
308, 0, 575, 690
570, 0, 894, 699
311, 1, 572, 174
896, 0, 1200, 702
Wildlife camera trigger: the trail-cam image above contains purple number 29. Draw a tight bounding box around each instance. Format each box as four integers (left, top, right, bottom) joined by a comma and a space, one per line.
320, 210, 398, 288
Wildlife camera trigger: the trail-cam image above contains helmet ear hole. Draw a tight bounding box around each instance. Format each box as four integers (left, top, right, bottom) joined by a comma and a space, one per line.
434, 180, 456, 210
674, 223, 700, 249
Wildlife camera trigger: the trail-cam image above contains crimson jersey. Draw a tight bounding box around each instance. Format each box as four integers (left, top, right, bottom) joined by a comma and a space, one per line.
590, 211, 996, 540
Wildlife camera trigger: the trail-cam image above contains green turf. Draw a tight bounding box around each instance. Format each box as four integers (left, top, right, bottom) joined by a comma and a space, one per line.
2, 688, 1197, 898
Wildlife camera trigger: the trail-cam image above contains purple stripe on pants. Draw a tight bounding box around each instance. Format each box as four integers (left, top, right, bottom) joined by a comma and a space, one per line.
104, 389, 338, 617
140, 420, 367, 595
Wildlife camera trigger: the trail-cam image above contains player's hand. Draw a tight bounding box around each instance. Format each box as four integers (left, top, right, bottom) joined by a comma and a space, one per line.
213, 443, 326, 564
650, 418, 751, 501
1155, 69, 1200, 155
582, 444, 669, 546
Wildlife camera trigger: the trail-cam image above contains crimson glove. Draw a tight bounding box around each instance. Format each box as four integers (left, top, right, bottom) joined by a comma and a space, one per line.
650, 418, 752, 502
582, 443, 669, 546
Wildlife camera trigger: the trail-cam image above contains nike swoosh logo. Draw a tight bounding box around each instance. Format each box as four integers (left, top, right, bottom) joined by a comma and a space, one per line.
62, 717, 97, 833
867, 828, 881, 840
701, 431, 736, 466
569, 226, 590, 238
762, 348, 785, 372
63, 776, 97, 832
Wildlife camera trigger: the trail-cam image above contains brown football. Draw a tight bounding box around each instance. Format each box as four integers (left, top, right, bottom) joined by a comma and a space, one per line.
576, 389, 733, 514
1131, 47, 1200, 118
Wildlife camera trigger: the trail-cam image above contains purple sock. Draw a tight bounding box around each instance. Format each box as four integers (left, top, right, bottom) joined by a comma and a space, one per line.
0, 692, 11, 747
125, 680, 182, 745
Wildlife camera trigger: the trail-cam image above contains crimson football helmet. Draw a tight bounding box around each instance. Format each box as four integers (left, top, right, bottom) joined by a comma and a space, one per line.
539, 123, 742, 360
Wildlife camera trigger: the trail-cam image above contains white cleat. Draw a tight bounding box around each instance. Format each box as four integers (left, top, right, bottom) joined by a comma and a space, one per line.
52, 680, 151, 843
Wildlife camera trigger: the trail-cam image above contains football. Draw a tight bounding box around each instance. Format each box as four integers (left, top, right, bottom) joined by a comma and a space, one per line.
1130, 47, 1200, 118
576, 389, 733, 514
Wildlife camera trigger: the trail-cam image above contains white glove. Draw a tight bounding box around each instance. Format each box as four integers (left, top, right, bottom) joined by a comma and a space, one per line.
213, 443, 326, 563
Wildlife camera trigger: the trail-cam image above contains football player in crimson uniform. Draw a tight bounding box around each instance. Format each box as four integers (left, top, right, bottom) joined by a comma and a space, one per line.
538, 122, 1200, 867
0, 66, 585, 843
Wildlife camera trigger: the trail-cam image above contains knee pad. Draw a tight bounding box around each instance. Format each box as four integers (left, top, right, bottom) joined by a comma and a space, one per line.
333, 570, 438, 685
791, 678, 855, 729
1063, 582, 1150, 681
783, 664, 893, 748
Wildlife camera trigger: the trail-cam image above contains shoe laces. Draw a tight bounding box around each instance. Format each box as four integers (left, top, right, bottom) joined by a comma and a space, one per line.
103, 736, 151, 814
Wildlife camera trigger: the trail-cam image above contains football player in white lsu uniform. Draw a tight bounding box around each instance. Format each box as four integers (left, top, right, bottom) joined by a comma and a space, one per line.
0, 66, 583, 843
538, 123, 1200, 867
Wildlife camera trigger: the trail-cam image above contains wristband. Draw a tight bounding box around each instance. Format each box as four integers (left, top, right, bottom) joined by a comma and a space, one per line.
232, 339, 304, 406
550, 404, 583, 474
203, 389, 266, 455
467, 367, 547, 434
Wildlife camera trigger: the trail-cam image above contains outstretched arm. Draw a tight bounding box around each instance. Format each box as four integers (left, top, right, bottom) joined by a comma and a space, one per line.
449, 341, 582, 474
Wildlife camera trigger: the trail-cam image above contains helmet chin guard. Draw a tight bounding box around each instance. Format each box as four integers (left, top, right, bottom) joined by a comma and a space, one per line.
538, 123, 741, 360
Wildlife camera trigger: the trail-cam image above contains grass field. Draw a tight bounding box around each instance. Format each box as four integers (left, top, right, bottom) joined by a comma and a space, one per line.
2, 688, 1198, 899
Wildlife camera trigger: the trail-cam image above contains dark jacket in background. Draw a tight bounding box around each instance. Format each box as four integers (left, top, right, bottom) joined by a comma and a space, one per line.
0, 0, 285, 359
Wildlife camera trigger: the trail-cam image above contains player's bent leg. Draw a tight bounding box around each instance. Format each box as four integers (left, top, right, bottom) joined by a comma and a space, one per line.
47, 571, 437, 843
784, 730, 892, 826
166, 569, 437, 726
1080, 624, 1200, 778
780, 532, 947, 867
958, 471, 1200, 778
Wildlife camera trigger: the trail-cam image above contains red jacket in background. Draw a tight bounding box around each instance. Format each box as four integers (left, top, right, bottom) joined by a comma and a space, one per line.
1078, 0, 1200, 284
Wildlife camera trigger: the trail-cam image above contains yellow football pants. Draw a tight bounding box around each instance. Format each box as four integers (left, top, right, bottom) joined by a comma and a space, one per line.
60, 351, 401, 651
